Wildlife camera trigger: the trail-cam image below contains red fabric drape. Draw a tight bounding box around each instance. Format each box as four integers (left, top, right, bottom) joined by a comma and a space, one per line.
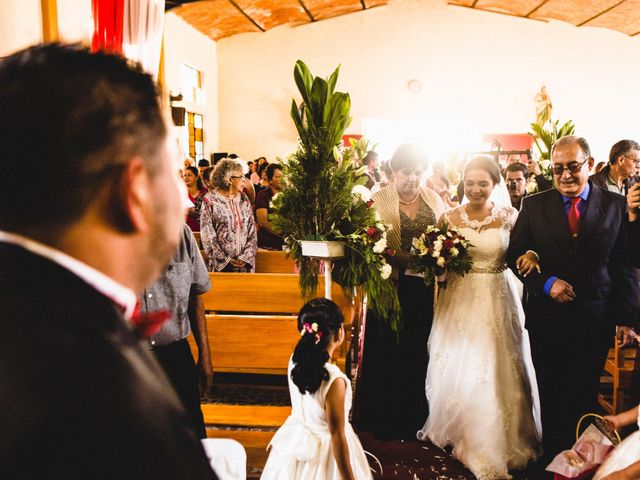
91, 0, 125, 54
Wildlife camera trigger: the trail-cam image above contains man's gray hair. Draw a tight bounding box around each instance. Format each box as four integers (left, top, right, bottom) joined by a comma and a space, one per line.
210, 158, 243, 189
551, 135, 592, 159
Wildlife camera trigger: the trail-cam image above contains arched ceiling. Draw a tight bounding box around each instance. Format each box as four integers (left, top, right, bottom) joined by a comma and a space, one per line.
166, 0, 640, 41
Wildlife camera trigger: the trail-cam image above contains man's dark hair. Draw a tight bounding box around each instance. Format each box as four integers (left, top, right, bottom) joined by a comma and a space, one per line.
265, 163, 282, 181
228, 153, 239, 159
609, 139, 640, 165
0, 44, 166, 236
197, 159, 210, 167
505, 162, 528, 176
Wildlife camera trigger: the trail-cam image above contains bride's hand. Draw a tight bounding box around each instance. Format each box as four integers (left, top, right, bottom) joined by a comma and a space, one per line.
516, 252, 541, 277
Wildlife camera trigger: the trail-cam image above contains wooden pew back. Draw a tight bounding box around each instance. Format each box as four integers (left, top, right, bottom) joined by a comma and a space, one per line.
190, 273, 356, 374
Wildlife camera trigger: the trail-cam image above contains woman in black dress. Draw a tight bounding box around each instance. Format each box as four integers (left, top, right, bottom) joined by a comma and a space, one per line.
357, 143, 444, 439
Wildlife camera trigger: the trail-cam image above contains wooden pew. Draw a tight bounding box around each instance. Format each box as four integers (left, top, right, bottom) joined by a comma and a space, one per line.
190, 273, 356, 374
198, 249, 297, 274
187, 269, 364, 469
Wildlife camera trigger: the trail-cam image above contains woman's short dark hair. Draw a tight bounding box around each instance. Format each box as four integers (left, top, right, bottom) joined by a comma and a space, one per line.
291, 298, 344, 395
265, 163, 282, 181
464, 156, 501, 185
389, 143, 428, 172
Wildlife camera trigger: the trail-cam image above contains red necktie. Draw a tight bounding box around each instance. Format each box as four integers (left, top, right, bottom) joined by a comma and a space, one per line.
567, 197, 582, 238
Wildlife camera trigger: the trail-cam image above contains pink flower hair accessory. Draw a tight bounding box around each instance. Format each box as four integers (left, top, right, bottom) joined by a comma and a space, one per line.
301, 322, 323, 344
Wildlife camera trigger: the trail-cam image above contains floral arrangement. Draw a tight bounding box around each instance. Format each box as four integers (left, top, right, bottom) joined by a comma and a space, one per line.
409, 224, 473, 287
271, 60, 400, 328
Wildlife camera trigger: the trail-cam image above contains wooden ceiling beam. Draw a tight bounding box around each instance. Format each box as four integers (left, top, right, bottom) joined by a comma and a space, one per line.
297, 0, 316, 22
577, 0, 627, 27
227, 0, 266, 32
525, 0, 550, 18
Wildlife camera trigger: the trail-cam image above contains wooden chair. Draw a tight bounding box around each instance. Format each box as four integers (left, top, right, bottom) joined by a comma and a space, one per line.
598, 336, 640, 415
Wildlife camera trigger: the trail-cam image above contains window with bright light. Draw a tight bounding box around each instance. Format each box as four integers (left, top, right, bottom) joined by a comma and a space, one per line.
180, 63, 203, 105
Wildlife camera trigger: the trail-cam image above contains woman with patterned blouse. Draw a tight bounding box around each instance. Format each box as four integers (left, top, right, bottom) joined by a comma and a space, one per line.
200, 159, 257, 272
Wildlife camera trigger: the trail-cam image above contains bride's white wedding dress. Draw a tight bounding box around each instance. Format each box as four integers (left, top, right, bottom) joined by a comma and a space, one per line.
417, 204, 541, 480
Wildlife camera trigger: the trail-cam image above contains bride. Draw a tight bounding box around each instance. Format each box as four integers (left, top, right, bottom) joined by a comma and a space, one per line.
417, 156, 541, 479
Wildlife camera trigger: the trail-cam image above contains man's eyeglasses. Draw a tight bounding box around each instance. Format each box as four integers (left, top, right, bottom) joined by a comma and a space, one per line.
623, 155, 640, 165
552, 158, 589, 175
230, 175, 244, 179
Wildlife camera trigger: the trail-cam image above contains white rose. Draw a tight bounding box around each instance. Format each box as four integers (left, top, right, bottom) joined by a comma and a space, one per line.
450, 247, 459, 257
453, 238, 460, 244
351, 185, 372, 203
433, 240, 443, 251
374, 210, 382, 221
436, 256, 446, 267
380, 263, 392, 280
373, 238, 387, 253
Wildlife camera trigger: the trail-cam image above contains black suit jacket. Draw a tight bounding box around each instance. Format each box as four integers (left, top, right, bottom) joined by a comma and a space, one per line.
0, 243, 217, 480
506, 183, 637, 337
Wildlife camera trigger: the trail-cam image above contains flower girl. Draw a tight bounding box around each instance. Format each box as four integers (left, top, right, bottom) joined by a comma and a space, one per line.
261, 298, 372, 480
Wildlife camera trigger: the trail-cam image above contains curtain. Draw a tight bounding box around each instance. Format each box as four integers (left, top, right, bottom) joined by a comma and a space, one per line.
91, 0, 125, 54
123, 0, 165, 80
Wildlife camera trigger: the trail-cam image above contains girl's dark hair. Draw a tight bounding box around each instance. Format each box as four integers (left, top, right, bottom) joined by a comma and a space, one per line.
291, 298, 344, 395
464, 156, 501, 185
186, 165, 204, 190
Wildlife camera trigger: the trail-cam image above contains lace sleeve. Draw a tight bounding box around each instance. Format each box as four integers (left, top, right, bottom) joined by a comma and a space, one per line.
501, 206, 518, 231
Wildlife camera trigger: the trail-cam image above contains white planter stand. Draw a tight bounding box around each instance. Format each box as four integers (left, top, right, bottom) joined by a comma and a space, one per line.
299, 240, 345, 300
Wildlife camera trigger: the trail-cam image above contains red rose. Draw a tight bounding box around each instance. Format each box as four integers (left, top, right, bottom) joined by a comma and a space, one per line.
366, 226, 378, 238
443, 239, 454, 249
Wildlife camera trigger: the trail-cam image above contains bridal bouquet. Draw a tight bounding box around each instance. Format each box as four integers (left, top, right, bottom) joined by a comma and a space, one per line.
409, 224, 473, 287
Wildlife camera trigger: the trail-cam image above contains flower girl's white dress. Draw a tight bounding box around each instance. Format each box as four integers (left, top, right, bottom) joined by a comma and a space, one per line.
417, 205, 541, 480
593, 406, 640, 480
260, 359, 372, 480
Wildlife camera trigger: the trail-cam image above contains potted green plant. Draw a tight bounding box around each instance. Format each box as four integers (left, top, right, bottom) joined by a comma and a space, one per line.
271, 61, 400, 326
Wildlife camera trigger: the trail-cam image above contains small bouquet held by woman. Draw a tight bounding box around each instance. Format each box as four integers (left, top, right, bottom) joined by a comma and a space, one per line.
409, 224, 473, 287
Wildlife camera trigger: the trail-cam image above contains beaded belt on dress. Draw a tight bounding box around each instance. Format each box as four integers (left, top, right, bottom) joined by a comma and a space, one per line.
469, 263, 508, 274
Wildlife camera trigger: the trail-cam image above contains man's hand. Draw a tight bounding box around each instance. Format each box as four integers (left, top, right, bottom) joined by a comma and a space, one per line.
516, 251, 541, 277
528, 159, 542, 176
197, 358, 214, 399
549, 279, 576, 303
627, 183, 640, 222
617, 326, 637, 347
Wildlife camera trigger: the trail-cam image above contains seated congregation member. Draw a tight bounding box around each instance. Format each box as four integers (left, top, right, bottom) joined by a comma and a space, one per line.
505, 161, 530, 210
184, 165, 208, 232
0, 44, 216, 479
507, 135, 637, 462
261, 299, 372, 480
591, 139, 640, 196
200, 158, 257, 272
255, 163, 285, 250
198, 158, 210, 178
357, 143, 444, 439
141, 224, 214, 439
426, 160, 458, 208
362, 151, 380, 191
254, 161, 270, 193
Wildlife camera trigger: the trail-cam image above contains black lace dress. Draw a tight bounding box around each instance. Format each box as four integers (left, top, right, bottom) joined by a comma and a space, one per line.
356, 199, 437, 439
